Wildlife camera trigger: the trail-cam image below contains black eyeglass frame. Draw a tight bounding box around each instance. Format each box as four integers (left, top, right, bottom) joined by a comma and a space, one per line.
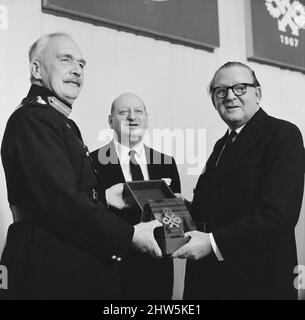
212, 82, 258, 99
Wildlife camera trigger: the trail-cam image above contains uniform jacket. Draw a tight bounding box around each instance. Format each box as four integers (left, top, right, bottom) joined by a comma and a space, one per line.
90, 141, 181, 299
184, 108, 305, 300
0, 85, 134, 299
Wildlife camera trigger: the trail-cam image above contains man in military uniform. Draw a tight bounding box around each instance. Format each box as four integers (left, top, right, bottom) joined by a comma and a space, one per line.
0, 32, 162, 299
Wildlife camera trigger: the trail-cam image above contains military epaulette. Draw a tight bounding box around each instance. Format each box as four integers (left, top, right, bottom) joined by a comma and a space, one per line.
25, 96, 48, 106
15, 95, 71, 118
14, 96, 47, 112
36, 96, 48, 105
17, 95, 46, 107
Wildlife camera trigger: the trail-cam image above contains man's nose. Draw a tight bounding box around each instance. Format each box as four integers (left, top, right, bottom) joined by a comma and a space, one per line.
127, 111, 136, 120
226, 88, 237, 100
70, 61, 83, 77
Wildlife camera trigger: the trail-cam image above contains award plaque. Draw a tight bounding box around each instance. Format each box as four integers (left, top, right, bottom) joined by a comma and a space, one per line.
124, 180, 196, 255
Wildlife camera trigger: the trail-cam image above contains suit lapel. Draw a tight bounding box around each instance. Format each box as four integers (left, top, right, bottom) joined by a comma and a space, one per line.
145, 145, 167, 180
206, 134, 227, 172
194, 132, 227, 189
145, 146, 154, 179
208, 108, 268, 188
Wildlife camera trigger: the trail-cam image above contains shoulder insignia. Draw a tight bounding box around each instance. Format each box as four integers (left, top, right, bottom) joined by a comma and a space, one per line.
36, 96, 47, 105
14, 103, 24, 111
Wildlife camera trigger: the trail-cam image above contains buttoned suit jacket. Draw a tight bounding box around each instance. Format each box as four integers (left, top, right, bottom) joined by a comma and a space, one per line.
0, 85, 134, 299
184, 108, 305, 300
90, 141, 181, 299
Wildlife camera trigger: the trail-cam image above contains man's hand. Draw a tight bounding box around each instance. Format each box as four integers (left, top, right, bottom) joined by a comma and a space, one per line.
132, 220, 163, 258
174, 193, 184, 200
105, 183, 129, 210
172, 231, 212, 260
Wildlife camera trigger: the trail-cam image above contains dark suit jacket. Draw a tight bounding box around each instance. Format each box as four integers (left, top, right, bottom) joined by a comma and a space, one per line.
91, 141, 181, 299
184, 108, 305, 300
0, 85, 134, 299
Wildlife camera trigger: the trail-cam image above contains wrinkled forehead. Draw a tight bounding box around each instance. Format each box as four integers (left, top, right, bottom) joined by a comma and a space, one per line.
113, 94, 146, 112
44, 35, 84, 60
214, 66, 253, 86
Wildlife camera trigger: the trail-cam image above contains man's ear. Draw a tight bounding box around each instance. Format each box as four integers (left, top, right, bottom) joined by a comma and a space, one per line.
145, 113, 149, 130
30, 61, 42, 81
211, 96, 216, 109
108, 114, 113, 128
255, 87, 262, 104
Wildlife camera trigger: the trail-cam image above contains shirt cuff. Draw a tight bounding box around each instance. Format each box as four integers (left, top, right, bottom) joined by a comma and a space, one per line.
209, 233, 224, 261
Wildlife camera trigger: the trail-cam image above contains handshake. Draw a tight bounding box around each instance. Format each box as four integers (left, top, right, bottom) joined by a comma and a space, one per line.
106, 183, 212, 260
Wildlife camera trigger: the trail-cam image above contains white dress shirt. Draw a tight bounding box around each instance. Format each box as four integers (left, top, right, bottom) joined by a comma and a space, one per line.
113, 139, 149, 181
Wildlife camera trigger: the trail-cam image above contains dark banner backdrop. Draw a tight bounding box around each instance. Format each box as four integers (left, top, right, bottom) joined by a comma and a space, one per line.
246, 0, 305, 72
42, 0, 220, 50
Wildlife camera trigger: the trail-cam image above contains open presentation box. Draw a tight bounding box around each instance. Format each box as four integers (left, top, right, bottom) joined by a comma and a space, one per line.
124, 180, 196, 255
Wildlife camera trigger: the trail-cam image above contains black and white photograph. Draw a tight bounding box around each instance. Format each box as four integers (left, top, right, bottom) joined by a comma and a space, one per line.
0, 0, 304, 305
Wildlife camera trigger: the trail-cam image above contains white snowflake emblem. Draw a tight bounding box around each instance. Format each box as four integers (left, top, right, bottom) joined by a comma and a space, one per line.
266, 0, 282, 18
292, 0, 305, 28
265, 0, 305, 35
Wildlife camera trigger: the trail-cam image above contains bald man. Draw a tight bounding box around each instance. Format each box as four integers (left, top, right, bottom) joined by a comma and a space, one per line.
91, 92, 181, 299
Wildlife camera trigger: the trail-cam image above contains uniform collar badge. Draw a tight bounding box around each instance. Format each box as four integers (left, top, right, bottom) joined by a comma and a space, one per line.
47, 96, 72, 118
36, 96, 47, 105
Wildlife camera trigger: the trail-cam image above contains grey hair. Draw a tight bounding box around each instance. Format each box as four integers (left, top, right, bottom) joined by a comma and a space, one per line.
208, 61, 261, 98
29, 32, 72, 83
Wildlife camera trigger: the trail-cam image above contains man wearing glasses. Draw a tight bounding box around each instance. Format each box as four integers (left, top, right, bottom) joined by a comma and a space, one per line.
173, 62, 305, 299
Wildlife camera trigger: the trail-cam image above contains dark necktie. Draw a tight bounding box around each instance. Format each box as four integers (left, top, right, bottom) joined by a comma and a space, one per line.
216, 130, 237, 166
129, 150, 144, 181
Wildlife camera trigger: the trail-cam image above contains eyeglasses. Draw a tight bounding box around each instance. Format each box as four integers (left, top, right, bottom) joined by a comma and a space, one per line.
212, 83, 257, 99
